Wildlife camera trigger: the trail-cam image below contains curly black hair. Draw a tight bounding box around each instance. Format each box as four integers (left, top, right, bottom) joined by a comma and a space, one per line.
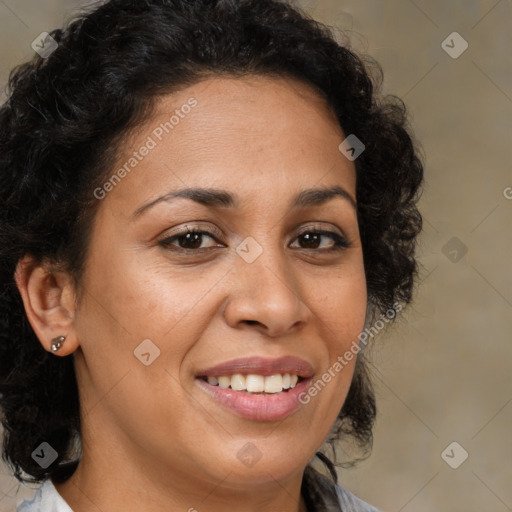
0, 0, 423, 487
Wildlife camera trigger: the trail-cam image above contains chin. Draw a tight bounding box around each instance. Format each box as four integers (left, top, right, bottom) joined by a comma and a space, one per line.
209, 443, 308, 486
223, 461, 305, 487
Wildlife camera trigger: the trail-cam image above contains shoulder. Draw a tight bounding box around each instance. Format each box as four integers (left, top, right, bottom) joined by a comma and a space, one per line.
334, 483, 381, 512
302, 465, 381, 512
17, 480, 73, 512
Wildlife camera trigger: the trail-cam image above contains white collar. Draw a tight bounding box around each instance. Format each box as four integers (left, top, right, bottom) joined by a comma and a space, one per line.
17, 479, 73, 512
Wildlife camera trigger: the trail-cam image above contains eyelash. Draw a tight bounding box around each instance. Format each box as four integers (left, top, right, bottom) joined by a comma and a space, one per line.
158, 226, 350, 254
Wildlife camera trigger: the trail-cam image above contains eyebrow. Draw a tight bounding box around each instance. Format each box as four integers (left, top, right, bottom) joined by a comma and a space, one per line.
132, 184, 356, 217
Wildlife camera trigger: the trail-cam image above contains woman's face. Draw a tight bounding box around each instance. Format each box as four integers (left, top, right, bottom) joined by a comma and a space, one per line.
71, 75, 367, 492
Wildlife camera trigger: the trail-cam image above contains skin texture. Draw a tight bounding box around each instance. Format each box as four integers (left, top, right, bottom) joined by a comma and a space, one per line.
16, 75, 367, 512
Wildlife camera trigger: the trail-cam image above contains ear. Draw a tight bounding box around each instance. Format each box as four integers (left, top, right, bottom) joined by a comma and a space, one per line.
14, 255, 80, 356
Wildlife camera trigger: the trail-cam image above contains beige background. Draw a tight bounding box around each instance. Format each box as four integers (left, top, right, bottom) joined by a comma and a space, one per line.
1, 1, 511, 511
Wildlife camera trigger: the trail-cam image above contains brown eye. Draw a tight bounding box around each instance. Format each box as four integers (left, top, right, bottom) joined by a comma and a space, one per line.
291, 230, 350, 252
159, 229, 223, 251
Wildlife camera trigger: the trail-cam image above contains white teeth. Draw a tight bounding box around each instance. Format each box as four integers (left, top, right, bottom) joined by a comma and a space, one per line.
218, 376, 231, 389
203, 373, 301, 393
230, 373, 246, 391
246, 374, 265, 393
264, 374, 283, 393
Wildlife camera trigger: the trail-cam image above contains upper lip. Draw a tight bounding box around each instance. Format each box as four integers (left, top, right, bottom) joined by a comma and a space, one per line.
196, 356, 314, 378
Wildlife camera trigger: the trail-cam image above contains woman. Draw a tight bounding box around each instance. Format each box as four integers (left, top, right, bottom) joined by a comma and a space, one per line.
0, 0, 423, 510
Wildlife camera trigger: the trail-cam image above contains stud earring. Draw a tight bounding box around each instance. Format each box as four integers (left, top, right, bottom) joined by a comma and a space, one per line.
51, 336, 66, 352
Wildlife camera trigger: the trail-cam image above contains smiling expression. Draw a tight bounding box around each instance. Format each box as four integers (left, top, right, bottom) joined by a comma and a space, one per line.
69, 74, 367, 489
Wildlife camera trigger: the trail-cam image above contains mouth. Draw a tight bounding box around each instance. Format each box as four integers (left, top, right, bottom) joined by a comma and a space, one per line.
197, 373, 305, 394
194, 356, 314, 421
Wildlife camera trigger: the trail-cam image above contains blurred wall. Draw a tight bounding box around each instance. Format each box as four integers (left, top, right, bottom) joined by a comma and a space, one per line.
1, 1, 511, 511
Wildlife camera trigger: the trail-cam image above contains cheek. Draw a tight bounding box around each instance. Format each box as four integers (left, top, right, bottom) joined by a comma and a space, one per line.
77, 247, 228, 365
313, 261, 367, 347
303, 260, 367, 409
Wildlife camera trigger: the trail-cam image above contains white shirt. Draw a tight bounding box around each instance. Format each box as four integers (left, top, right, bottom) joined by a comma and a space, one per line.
16, 477, 380, 512
17, 480, 72, 512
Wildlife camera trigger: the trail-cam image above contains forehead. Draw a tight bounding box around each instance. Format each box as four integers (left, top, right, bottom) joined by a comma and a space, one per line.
160, 74, 339, 138
101, 74, 355, 212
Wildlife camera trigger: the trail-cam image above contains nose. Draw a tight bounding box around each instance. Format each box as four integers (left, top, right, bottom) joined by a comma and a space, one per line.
222, 246, 312, 337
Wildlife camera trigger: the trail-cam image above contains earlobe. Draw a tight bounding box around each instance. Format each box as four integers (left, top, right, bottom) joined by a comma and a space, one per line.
14, 255, 79, 356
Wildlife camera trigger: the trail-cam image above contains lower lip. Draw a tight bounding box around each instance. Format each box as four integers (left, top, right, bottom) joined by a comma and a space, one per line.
196, 378, 312, 421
